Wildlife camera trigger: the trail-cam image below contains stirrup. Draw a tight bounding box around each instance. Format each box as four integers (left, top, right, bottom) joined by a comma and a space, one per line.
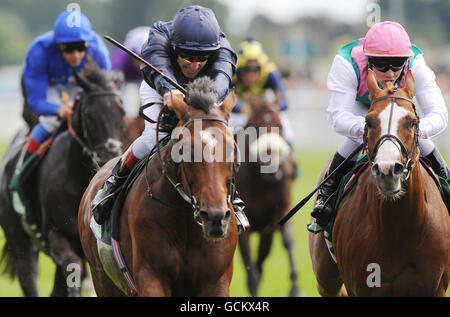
235, 209, 250, 234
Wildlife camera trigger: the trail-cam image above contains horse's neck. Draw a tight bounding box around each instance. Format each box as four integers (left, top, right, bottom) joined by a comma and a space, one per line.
62, 131, 94, 174
370, 164, 426, 237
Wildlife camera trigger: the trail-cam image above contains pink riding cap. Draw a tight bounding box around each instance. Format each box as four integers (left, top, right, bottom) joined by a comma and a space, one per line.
363, 21, 412, 57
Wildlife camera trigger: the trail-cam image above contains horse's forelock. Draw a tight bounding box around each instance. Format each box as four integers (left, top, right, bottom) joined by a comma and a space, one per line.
185, 77, 218, 113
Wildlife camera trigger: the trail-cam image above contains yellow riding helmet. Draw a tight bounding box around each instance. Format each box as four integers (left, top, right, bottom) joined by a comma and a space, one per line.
236, 40, 269, 70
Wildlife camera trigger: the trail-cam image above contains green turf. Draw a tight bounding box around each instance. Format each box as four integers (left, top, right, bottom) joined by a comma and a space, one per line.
0, 139, 448, 297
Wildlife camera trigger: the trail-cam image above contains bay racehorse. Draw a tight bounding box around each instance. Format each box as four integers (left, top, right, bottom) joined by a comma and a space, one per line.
234, 99, 300, 296
309, 69, 449, 296
79, 77, 239, 296
0, 63, 127, 296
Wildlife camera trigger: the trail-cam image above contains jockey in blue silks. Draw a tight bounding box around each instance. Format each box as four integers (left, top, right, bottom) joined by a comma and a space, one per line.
21, 10, 110, 160
91, 5, 249, 233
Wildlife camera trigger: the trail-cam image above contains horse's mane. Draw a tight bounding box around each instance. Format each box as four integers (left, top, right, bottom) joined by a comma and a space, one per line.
185, 77, 218, 113
80, 58, 114, 89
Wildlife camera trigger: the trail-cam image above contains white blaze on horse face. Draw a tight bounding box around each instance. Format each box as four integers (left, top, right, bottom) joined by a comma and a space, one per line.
199, 130, 218, 162
375, 102, 410, 174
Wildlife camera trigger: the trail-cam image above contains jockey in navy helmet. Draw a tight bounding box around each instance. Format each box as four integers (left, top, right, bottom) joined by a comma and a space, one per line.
91, 5, 249, 233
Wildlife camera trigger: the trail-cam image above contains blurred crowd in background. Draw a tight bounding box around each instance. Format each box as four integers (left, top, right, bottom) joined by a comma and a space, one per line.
0, 0, 449, 152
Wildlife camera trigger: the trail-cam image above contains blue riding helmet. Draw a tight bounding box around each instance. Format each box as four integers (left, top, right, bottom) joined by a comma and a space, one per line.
53, 10, 92, 44
171, 5, 221, 52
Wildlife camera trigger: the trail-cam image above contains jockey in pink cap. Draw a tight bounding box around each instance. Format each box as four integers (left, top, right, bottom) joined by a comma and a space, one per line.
309, 21, 449, 232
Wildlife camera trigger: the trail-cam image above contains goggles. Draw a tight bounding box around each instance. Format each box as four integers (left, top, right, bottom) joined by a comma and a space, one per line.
369, 57, 407, 72
239, 65, 261, 73
59, 41, 88, 53
179, 55, 209, 64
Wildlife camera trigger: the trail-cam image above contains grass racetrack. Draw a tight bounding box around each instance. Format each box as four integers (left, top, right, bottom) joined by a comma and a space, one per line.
0, 139, 448, 297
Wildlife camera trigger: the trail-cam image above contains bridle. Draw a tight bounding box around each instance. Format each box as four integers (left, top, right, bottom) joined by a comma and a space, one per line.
149, 105, 240, 223
67, 89, 123, 169
363, 87, 420, 180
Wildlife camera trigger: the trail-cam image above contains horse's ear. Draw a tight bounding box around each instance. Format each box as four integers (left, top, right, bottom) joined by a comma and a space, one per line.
113, 71, 124, 89
405, 69, 415, 99
73, 68, 91, 92
367, 68, 382, 100
170, 91, 188, 119
219, 90, 236, 120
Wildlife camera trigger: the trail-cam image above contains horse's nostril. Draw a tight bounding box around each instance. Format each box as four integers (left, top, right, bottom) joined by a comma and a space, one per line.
224, 210, 231, 220
199, 211, 209, 222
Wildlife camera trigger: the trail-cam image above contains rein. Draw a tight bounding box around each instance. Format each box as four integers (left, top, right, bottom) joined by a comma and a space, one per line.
363, 88, 420, 180
67, 90, 122, 169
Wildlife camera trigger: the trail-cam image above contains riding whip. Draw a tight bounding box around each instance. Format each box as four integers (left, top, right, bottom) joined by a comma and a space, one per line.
278, 143, 364, 226
104, 35, 187, 95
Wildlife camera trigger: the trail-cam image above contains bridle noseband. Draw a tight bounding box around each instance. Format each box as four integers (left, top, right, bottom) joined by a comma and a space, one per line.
68, 90, 123, 169
363, 88, 420, 180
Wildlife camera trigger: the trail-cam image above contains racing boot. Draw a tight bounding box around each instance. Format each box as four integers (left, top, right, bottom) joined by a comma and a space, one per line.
424, 148, 450, 210
310, 152, 355, 229
92, 151, 138, 224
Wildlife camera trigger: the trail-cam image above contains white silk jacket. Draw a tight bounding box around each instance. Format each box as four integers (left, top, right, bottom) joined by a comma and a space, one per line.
326, 54, 448, 140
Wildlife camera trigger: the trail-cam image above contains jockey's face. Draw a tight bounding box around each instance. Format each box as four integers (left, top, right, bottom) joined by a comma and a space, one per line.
59, 42, 87, 67
176, 55, 207, 79
372, 67, 403, 89
369, 57, 408, 89
241, 68, 261, 88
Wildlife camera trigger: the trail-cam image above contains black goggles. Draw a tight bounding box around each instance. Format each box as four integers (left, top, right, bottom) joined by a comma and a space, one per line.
369, 57, 408, 72
59, 42, 88, 53
239, 65, 261, 73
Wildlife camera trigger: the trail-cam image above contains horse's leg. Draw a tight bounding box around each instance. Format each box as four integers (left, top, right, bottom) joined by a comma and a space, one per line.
308, 229, 346, 297
135, 267, 170, 296
280, 222, 303, 297
3, 235, 39, 297
238, 231, 259, 297
255, 230, 275, 290
47, 229, 83, 297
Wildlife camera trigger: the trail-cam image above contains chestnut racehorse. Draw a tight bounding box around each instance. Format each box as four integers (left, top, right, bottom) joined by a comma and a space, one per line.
79, 77, 239, 296
235, 100, 300, 297
309, 69, 449, 296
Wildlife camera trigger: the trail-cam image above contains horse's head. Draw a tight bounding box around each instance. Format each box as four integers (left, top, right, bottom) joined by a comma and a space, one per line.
365, 68, 420, 199
72, 62, 127, 166
168, 77, 237, 239
245, 102, 291, 177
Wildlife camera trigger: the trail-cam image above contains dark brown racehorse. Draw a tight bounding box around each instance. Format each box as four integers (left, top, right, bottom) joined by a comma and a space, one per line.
235, 98, 300, 296
79, 77, 239, 296
309, 69, 449, 296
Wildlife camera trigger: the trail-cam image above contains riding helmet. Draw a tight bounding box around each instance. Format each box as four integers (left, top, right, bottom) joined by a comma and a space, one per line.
53, 10, 92, 44
171, 5, 221, 52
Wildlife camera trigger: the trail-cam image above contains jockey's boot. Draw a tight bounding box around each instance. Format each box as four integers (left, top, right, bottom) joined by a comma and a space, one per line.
311, 152, 355, 229
92, 157, 132, 224
231, 191, 250, 234
424, 148, 450, 209
425, 148, 450, 181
